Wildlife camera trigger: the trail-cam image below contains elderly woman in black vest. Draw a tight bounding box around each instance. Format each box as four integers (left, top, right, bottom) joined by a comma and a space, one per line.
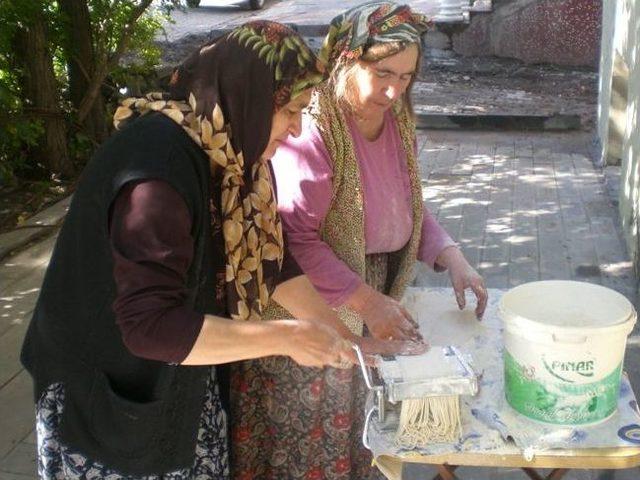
20, 21, 358, 479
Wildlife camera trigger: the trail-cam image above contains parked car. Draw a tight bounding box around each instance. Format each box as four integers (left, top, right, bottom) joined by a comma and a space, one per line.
186, 0, 266, 10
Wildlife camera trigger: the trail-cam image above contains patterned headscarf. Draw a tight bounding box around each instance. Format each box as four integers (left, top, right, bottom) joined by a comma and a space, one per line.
113, 21, 324, 321
318, 1, 431, 67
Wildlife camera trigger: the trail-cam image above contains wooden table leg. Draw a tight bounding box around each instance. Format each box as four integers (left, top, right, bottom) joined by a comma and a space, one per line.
522, 468, 570, 480
521, 468, 544, 480
546, 469, 569, 480
429, 466, 568, 480
432, 464, 458, 480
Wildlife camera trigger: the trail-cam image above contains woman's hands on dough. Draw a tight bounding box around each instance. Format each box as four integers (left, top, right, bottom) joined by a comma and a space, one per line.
347, 283, 424, 342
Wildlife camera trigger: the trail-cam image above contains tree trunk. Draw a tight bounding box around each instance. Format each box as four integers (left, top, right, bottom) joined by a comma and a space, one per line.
59, 0, 107, 143
75, 0, 154, 124
16, 8, 73, 178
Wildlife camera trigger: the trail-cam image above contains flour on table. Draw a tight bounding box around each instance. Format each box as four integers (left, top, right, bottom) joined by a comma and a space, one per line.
402, 288, 485, 346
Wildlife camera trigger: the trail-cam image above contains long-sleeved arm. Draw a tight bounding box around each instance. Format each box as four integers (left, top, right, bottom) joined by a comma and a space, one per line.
109, 180, 204, 364
272, 129, 365, 307
273, 116, 460, 306
283, 220, 364, 307
418, 205, 457, 271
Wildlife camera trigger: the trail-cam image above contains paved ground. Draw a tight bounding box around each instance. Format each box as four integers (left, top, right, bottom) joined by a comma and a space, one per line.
160, 0, 440, 42
415, 130, 636, 306
1, 126, 638, 478
412, 130, 640, 479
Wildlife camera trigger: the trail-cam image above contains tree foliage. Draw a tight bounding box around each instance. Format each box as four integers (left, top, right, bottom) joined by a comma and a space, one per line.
0, 0, 179, 183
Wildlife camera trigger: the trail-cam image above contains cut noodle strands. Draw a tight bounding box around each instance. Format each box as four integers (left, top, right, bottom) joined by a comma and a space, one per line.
395, 395, 461, 448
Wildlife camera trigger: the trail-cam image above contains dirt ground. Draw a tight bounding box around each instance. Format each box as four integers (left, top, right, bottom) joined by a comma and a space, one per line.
0, 181, 70, 235
160, 34, 599, 127
417, 49, 599, 129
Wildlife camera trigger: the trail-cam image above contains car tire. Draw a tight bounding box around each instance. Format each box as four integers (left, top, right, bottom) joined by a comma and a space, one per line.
186, 0, 200, 7
249, 0, 265, 10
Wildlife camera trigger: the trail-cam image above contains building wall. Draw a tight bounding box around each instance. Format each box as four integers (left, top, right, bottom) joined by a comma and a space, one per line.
599, 0, 640, 267
452, 0, 601, 67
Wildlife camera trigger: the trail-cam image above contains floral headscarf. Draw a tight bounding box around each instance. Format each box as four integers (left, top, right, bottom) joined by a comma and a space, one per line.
318, 1, 431, 67
113, 21, 325, 321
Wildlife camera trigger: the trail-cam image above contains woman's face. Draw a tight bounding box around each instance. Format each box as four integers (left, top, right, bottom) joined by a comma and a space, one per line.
261, 89, 313, 160
352, 43, 418, 116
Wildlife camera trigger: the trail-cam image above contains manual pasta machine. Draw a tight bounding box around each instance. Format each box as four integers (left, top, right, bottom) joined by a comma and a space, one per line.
353, 344, 479, 448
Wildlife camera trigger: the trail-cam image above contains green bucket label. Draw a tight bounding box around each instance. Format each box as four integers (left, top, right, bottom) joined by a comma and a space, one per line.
541, 356, 595, 383
504, 351, 621, 424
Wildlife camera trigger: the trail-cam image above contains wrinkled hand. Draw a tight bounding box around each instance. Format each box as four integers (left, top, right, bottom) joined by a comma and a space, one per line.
438, 247, 487, 319
284, 319, 355, 369
349, 284, 423, 342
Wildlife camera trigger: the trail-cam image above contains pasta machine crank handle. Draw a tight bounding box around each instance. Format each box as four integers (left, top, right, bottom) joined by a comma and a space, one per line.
352, 343, 386, 422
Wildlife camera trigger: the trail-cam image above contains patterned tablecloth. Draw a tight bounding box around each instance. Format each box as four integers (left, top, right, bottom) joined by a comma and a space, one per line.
365, 287, 640, 475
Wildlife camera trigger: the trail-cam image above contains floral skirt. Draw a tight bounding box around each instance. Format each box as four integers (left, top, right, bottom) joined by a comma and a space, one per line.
36, 367, 229, 479
230, 358, 382, 480
230, 253, 390, 480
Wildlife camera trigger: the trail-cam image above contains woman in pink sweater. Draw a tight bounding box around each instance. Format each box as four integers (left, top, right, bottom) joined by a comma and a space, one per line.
230, 3, 487, 479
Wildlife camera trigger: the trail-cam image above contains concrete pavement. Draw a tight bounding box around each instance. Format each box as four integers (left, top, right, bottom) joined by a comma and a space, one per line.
160, 0, 441, 41
1, 128, 638, 478
0, 234, 56, 479
0, 197, 70, 262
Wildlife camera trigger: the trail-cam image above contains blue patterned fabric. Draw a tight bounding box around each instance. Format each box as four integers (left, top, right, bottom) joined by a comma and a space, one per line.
36, 368, 229, 479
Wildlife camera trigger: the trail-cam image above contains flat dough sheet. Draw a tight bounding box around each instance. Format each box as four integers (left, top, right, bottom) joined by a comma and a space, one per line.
401, 288, 485, 346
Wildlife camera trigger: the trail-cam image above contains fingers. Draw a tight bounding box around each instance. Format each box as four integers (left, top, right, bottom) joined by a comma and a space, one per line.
452, 267, 487, 318
397, 318, 422, 342
400, 306, 422, 336
388, 305, 422, 342
364, 297, 422, 342
330, 338, 357, 369
471, 280, 488, 320
404, 315, 423, 342
387, 324, 420, 342
400, 305, 417, 327
293, 322, 357, 369
454, 283, 466, 310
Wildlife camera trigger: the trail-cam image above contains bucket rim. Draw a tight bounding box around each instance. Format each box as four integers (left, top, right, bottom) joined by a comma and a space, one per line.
500, 305, 637, 337
499, 280, 636, 332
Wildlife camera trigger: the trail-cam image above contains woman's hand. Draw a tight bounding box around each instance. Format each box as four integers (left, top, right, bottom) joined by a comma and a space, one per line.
283, 319, 356, 369
182, 314, 355, 367
436, 246, 488, 319
347, 283, 423, 342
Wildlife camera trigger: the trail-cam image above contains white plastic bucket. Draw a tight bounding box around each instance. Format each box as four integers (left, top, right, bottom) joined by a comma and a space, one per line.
499, 280, 636, 425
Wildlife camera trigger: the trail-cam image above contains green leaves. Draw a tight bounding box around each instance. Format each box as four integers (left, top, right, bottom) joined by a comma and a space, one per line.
230, 24, 316, 75
0, 0, 177, 181
290, 72, 323, 100
258, 43, 272, 59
